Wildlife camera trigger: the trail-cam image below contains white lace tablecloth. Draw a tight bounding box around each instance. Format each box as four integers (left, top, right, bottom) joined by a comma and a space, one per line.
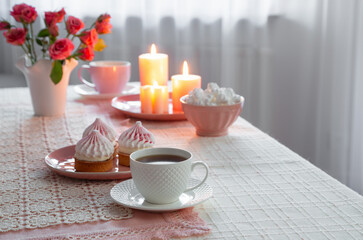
0, 86, 363, 239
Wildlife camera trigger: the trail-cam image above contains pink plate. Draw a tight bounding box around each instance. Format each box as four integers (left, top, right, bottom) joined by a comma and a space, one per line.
45, 145, 131, 180
111, 94, 186, 121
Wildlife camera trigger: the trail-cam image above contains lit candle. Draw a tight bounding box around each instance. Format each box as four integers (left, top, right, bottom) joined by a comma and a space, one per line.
140, 82, 169, 114
151, 81, 169, 114
139, 44, 168, 86
140, 85, 153, 114
172, 61, 201, 112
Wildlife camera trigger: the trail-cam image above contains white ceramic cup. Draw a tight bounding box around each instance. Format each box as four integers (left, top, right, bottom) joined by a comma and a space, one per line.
78, 61, 131, 94
130, 148, 209, 204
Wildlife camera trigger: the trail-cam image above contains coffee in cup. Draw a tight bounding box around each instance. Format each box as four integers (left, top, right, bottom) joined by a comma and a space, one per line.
130, 148, 209, 204
78, 61, 131, 94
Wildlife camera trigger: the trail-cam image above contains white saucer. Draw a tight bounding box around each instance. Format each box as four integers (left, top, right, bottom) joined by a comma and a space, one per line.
110, 178, 212, 212
74, 82, 139, 99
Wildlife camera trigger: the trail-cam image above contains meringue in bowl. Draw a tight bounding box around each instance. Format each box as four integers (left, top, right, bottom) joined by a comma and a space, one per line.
180, 83, 245, 137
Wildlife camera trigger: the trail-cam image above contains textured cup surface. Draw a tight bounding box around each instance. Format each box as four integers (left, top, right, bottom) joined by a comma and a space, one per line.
130, 148, 208, 204
181, 96, 245, 137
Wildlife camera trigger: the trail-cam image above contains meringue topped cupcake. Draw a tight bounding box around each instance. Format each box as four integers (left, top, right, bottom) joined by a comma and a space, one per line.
118, 121, 155, 166
74, 130, 114, 172
82, 118, 118, 158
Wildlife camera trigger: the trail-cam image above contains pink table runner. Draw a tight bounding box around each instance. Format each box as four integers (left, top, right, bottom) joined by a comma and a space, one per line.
0, 90, 210, 239
2, 208, 208, 239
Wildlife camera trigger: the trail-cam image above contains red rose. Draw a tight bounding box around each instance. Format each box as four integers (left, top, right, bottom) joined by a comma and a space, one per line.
10, 3, 37, 24
95, 14, 112, 34
78, 46, 94, 61
3, 28, 27, 46
49, 38, 74, 60
44, 8, 66, 26
66, 16, 85, 35
0, 21, 11, 31
48, 24, 59, 37
80, 28, 98, 47
44, 12, 55, 26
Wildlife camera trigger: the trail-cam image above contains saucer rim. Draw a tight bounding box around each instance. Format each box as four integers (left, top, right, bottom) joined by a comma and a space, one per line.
110, 178, 212, 212
73, 82, 138, 98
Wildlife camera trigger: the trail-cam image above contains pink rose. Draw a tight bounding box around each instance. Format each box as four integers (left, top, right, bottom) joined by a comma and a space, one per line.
66, 16, 85, 35
48, 24, 59, 37
49, 38, 74, 60
95, 14, 112, 34
78, 46, 94, 61
3, 28, 27, 46
44, 8, 66, 26
10, 3, 37, 24
80, 28, 98, 47
0, 21, 11, 31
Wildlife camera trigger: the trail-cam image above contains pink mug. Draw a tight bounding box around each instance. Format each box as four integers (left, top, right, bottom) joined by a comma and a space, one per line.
78, 61, 131, 94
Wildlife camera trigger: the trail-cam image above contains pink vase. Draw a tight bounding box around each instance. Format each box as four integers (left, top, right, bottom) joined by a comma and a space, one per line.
16, 55, 78, 116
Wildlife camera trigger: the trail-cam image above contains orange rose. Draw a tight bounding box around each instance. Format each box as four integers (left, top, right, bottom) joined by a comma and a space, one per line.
80, 28, 98, 47
3, 28, 27, 46
95, 14, 112, 34
78, 46, 94, 61
49, 38, 74, 60
66, 16, 85, 35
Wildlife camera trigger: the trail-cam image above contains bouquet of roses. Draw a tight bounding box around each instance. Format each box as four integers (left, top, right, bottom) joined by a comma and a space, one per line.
0, 3, 112, 84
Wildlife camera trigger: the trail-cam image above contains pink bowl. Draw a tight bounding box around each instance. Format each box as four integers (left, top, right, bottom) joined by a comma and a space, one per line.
181, 95, 245, 137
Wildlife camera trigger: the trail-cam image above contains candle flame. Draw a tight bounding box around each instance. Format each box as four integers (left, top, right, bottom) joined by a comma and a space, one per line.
153, 81, 158, 87
151, 44, 156, 54
182, 61, 189, 75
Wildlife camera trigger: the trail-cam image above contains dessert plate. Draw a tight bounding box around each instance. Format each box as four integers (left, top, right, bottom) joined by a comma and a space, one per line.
74, 82, 138, 99
45, 145, 131, 180
111, 94, 186, 121
110, 178, 212, 212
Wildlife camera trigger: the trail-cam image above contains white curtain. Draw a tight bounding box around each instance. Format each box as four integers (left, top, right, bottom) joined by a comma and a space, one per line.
1, 0, 362, 194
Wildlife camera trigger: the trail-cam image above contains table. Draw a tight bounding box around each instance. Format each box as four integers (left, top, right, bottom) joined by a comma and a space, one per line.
0, 86, 362, 240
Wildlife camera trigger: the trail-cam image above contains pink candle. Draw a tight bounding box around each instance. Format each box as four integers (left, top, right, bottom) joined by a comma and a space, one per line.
140, 85, 153, 114
139, 44, 168, 86
152, 82, 169, 114
140, 82, 169, 114
172, 61, 201, 112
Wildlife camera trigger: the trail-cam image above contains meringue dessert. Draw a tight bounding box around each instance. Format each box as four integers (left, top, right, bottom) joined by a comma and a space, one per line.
82, 118, 118, 158
117, 121, 155, 166
74, 130, 115, 172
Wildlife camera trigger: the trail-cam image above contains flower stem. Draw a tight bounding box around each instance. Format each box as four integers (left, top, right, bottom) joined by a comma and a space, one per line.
20, 44, 34, 64
22, 22, 35, 64
30, 23, 37, 62
20, 44, 28, 55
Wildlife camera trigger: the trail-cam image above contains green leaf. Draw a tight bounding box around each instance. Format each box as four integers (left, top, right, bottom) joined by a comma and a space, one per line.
35, 38, 43, 46
37, 28, 49, 38
50, 60, 63, 85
